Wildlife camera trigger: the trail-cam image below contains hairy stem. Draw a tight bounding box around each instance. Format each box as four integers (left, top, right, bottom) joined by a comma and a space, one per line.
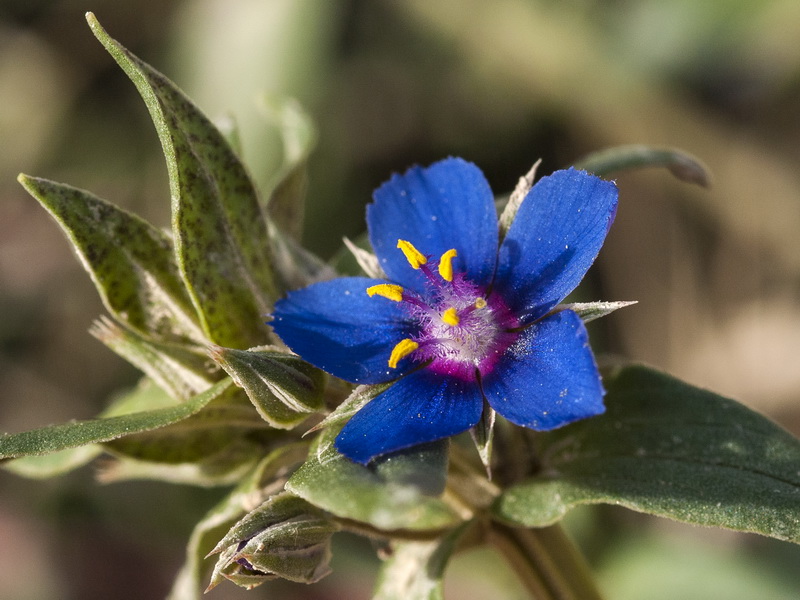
488, 522, 604, 600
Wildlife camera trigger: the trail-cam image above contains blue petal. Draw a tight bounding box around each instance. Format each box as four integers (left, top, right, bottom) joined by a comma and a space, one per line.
271, 277, 416, 384
482, 310, 604, 430
335, 369, 484, 464
494, 168, 618, 323
367, 157, 499, 293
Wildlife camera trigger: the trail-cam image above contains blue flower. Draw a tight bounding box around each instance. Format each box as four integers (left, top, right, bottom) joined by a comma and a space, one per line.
272, 158, 618, 464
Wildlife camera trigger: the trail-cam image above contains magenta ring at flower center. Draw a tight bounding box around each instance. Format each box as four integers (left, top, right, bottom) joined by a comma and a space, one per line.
400, 263, 521, 382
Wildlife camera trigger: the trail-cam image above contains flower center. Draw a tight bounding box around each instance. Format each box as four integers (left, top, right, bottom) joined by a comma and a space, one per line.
366, 239, 519, 381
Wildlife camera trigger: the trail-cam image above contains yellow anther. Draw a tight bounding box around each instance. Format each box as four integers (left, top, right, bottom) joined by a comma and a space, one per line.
438, 248, 458, 282
388, 338, 419, 369
366, 284, 404, 302
397, 239, 427, 269
442, 307, 460, 326
474, 298, 487, 309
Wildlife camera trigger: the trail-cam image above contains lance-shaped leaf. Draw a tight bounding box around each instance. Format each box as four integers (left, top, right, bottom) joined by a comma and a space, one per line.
373, 523, 471, 600
207, 491, 338, 590
103, 391, 268, 468
287, 424, 459, 532
492, 365, 800, 543
168, 443, 309, 600
210, 346, 325, 428
4, 377, 180, 478
0, 378, 232, 459
573, 145, 711, 187
87, 13, 279, 349
2, 445, 103, 479
18, 175, 204, 344
100, 378, 270, 480
91, 316, 216, 400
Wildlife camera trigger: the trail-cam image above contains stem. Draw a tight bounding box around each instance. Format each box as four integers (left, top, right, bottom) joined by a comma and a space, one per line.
488, 523, 604, 600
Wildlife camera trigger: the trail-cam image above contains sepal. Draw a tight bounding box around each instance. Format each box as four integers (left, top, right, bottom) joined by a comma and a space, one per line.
206, 492, 338, 590
209, 345, 326, 428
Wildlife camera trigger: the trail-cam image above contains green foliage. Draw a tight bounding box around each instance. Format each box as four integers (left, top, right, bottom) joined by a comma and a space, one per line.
207, 492, 339, 589
17, 175, 203, 344
493, 365, 800, 542
0, 378, 232, 459
88, 12, 280, 350
210, 345, 326, 429
287, 424, 458, 532
574, 145, 711, 187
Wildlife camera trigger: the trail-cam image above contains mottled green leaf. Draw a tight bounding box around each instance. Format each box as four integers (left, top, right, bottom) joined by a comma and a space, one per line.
493, 365, 800, 543
210, 345, 325, 428
168, 443, 309, 600
0, 378, 232, 459
207, 492, 337, 590
373, 523, 470, 600
87, 13, 278, 349
573, 145, 711, 187
287, 424, 458, 532
18, 175, 203, 344
91, 316, 215, 400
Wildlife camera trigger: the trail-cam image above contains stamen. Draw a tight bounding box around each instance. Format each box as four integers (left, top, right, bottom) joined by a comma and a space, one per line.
442, 307, 460, 326
474, 298, 487, 309
366, 283, 404, 302
397, 239, 427, 269
388, 338, 419, 368
438, 249, 458, 282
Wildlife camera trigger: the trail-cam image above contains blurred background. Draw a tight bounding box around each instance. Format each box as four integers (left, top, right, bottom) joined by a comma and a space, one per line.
1, 0, 799, 598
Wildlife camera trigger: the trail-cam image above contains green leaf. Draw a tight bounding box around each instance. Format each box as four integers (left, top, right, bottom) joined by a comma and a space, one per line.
286, 424, 459, 532
101, 385, 271, 479
18, 175, 203, 344
573, 145, 711, 187
86, 13, 279, 349
167, 443, 310, 599
2, 445, 102, 479
97, 449, 260, 487
492, 365, 800, 543
91, 317, 216, 400
260, 97, 316, 240
373, 523, 470, 600
0, 378, 232, 459
207, 492, 338, 590
210, 345, 325, 428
